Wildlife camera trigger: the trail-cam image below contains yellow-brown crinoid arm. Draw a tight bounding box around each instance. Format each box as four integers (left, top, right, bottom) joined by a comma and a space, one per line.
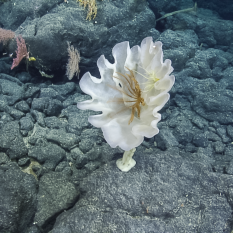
129, 106, 136, 124
113, 67, 145, 125
114, 67, 142, 99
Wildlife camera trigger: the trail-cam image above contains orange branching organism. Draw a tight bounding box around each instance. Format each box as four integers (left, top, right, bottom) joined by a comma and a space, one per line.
77, 0, 98, 20
114, 67, 146, 125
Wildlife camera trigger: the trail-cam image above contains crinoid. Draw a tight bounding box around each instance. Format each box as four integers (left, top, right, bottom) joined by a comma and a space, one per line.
112, 67, 146, 125
134, 67, 160, 93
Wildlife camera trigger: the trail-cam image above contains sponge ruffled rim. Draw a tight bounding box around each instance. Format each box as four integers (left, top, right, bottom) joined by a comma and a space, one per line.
77, 37, 175, 151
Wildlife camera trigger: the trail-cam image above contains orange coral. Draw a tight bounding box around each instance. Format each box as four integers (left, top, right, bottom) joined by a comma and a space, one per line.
77, 0, 98, 20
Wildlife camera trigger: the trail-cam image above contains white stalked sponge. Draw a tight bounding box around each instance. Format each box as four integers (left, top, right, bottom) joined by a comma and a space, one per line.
77, 37, 175, 171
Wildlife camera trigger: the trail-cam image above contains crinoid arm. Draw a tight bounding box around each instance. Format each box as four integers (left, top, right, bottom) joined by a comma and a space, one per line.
113, 67, 145, 124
